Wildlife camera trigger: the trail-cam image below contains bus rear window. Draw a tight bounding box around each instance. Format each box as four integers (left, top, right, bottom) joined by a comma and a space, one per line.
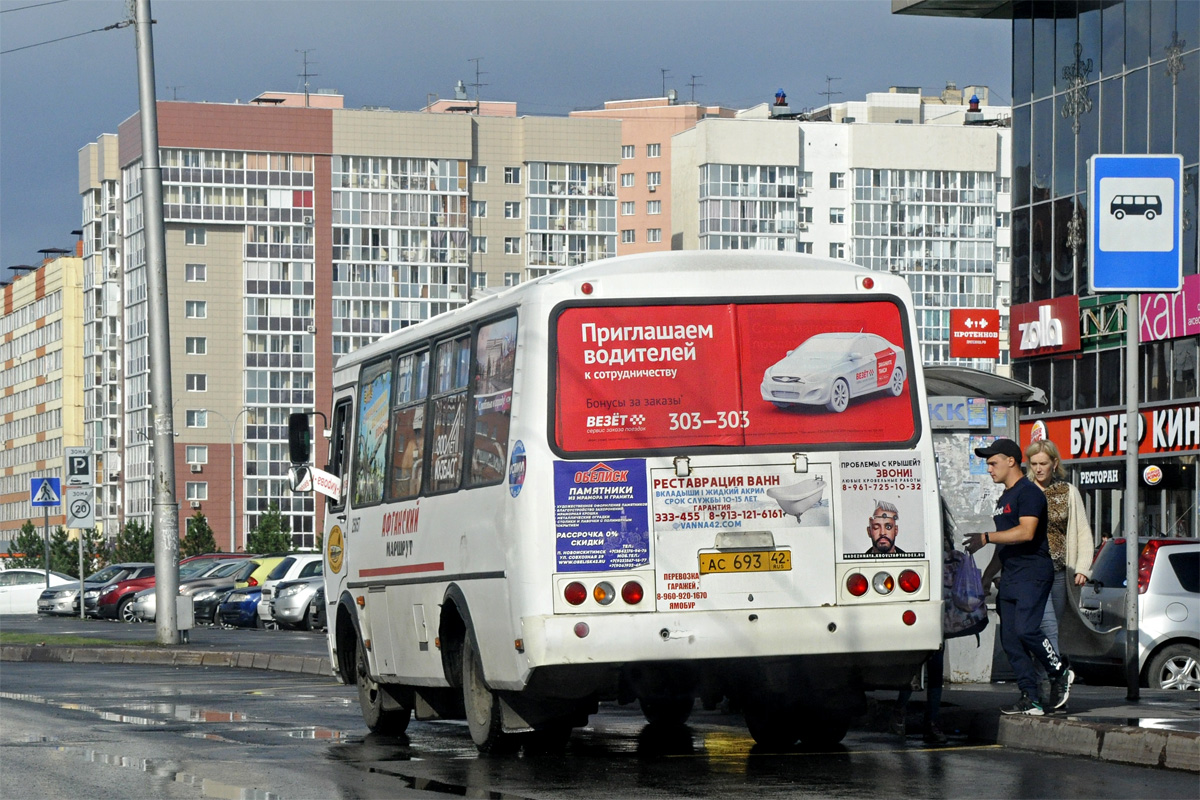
554, 300, 916, 453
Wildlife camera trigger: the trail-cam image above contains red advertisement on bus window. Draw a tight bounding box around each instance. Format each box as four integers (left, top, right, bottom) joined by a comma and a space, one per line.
555, 301, 915, 452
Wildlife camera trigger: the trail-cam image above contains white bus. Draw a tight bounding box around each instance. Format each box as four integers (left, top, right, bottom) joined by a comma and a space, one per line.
289, 251, 942, 751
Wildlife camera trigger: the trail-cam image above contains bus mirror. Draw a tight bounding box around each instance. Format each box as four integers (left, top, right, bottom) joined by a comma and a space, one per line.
288, 465, 312, 493
288, 413, 311, 464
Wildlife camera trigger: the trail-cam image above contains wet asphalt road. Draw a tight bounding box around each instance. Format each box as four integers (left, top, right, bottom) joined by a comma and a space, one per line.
2, 661, 1195, 800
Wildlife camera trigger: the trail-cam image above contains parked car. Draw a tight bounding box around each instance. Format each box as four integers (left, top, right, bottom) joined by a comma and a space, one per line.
759, 331, 906, 413
257, 554, 323, 627
191, 583, 236, 625
1071, 538, 1199, 690
129, 559, 247, 622
40, 563, 153, 616
308, 584, 326, 631
0, 569, 73, 614
218, 587, 264, 628
270, 575, 324, 630
235, 556, 286, 590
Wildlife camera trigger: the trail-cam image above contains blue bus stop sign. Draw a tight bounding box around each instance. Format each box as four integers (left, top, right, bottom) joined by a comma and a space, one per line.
1089, 154, 1183, 293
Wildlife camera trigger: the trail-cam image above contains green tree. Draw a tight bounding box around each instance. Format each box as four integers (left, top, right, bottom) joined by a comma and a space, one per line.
246, 502, 291, 554
66, 528, 110, 578
5, 520, 46, 569
48, 526, 75, 575
182, 513, 218, 557
112, 519, 155, 563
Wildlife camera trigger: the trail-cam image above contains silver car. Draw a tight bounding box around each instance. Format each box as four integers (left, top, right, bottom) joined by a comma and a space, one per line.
1074, 538, 1199, 690
129, 560, 247, 622
759, 332, 906, 413
38, 563, 152, 616
270, 575, 324, 630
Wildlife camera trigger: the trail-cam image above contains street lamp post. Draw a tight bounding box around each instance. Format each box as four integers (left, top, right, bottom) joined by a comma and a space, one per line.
200, 407, 249, 550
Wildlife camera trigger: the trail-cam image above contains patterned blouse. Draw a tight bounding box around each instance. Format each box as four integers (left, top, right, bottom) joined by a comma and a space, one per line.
1043, 479, 1071, 571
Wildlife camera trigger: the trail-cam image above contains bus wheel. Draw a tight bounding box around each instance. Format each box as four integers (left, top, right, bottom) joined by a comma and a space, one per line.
1114, 209, 1125, 219
357, 640, 411, 735
826, 379, 850, 413
639, 695, 695, 726
462, 633, 517, 753
796, 708, 850, 747
743, 702, 800, 749
1145, 209, 1156, 220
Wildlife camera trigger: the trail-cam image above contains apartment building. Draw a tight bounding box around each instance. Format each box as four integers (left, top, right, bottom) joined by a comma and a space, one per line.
672, 93, 1013, 368
0, 252, 86, 537
78, 92, 620, 550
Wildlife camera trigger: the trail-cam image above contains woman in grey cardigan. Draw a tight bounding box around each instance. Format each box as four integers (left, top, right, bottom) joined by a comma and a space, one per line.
1026, 439, 1095, 670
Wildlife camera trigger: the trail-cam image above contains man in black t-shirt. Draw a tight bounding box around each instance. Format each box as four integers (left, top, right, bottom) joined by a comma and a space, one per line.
964, 439, 1073, 716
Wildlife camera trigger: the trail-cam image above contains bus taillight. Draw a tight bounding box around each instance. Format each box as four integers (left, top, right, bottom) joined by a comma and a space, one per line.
846, 573, 868, 596
593, 582, 616, 605
621, 581, 644, 605
872, 572, 895, 595
898, 569, 921, 593
564, 582, 587, 606
902, 610, 917, 626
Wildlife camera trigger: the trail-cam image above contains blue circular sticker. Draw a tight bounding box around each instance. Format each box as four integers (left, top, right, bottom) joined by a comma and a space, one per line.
508, 440, 526, 498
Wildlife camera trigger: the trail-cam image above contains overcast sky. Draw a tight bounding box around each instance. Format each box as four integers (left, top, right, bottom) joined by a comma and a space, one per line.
0, 0, 1010, 272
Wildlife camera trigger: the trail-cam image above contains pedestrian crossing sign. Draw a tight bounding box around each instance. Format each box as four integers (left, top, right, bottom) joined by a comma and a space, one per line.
30, 477, 61, 507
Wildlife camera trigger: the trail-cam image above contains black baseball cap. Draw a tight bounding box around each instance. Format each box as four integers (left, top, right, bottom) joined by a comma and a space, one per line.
974, 438, 1023, 463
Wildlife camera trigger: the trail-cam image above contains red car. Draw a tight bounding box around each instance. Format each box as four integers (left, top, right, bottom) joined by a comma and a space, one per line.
94, 554, 253, 622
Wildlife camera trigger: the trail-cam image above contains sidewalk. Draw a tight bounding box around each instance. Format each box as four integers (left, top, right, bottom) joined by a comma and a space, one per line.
3, 614, 1197, 771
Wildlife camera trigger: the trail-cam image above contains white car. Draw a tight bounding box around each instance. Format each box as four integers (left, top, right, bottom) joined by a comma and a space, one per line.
760, 332, 906, 413
0, 569, 73, 614
257, 554, 323, 628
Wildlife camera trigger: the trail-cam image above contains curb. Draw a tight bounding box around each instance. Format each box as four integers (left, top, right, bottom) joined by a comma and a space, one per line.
999, 715, 1200, 772
1, 644, 333, 677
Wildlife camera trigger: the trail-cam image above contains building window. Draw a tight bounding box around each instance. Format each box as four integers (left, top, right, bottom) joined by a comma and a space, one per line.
829, 242, 845, 259
185, 300, 207, 319
504, 201, 521, 219
185, 445, 208, 464
647, 171, 661, 188
471, 236, 487, 254
996, 212, 1010, 229
647, 200, 661, 215
185, 373, 207, 392
620, 173, 634, 188
185, 482, 208, 501
185, 410, 208, 428
185, 336, 207, 355
185, 263, 206, 282
470, 166, 487, 183
799, 171, 813, 188
798, 207, 813, 223
621, 229, 636, 244
621, 201, 635, 216
504, 272, 521, 286
471, 272, 488, 290
470, 201, 487, 218
185, 227, 206, 245
504, 237, 521, 254
996, 246, 1011, 263
829, 208, 845, 224
647, 228, 662, 243
829, 172, 845, 189
621, 145, 635, 159
647, 143, 661, 158
504, 166, 521, 184
797, 242, 813, 254
998, 177, 1011, 193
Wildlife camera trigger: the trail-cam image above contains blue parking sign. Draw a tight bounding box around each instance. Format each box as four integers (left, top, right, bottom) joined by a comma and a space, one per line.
1089, 154, 1183, 293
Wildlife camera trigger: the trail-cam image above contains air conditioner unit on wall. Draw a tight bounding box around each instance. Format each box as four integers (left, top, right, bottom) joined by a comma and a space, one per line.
190, 500, 201, 509
303, 215, 314, 226
190, 463, 202, 473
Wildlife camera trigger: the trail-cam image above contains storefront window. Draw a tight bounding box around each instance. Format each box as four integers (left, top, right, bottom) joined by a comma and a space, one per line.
1148, 62, 1173, 155
1014, 105, 1032, 205
1052, 197, 1075, 298
1030, 202, 1052, 301
1172, 337, 1198, 399
1011, 361, 1030, 390
1076, 352, 1097, 408
1098, 348, 1122, 406
1051, 359, 1074, 412
1100, 1, 1125, 78
1078, 3, 1102, 77
1033, 7, 1057, 99
1179, 54, 1199, 167
1055, 5, 1079, 95
1124, 68, 1148, 154
1013, 3, 1034, 106
1099, 78, 1123, 154
1074, 192, 1090, 295
1140, 340, 1170, 403
1125, 0, 1151, 68
1149, 0, 1177, 60
1184, 166, 1198, 275
1076, 85, 1099, 191
1012, 208, 1031, 305
1032, 100, 1053, 203
1031, 360, 1052, 410
1054, 95, 1076, 198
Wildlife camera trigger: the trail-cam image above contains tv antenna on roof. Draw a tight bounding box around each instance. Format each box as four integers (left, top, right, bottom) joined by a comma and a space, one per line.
689, 75, 704, 103
468, 57, 488, 114
297, 49, 318, 107
818, 75, 842, 105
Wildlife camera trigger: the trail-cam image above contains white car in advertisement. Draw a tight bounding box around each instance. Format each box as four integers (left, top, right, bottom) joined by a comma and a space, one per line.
760, 332, 906, 413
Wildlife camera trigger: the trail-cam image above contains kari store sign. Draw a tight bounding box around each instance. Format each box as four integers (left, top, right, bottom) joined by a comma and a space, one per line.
553, 301, 918, 453
1140, 274, 1200, 342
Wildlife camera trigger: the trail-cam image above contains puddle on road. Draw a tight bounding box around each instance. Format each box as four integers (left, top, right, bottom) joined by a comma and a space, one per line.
48, 744, 279, 800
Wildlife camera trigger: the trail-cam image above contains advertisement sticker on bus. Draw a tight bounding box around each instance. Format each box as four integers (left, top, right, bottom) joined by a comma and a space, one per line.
838, 454, 925, 561
508, 440, 526, 498
554, 301, 915, 453
554, 459, 649, 572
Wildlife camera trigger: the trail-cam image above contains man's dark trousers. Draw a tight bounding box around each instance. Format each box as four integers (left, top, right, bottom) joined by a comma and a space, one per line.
997, 577, 1062, 700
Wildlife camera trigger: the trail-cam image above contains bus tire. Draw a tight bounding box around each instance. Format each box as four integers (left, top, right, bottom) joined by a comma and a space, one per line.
797, 708, 850, 747
357, 640, 411, 735
1114, 209, 1125, 219
826, 379, 850, 413
639, 695, 695, 726
462, 633, 517, 753
743, 702, 800, 749
1144, 209, 1156, 220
